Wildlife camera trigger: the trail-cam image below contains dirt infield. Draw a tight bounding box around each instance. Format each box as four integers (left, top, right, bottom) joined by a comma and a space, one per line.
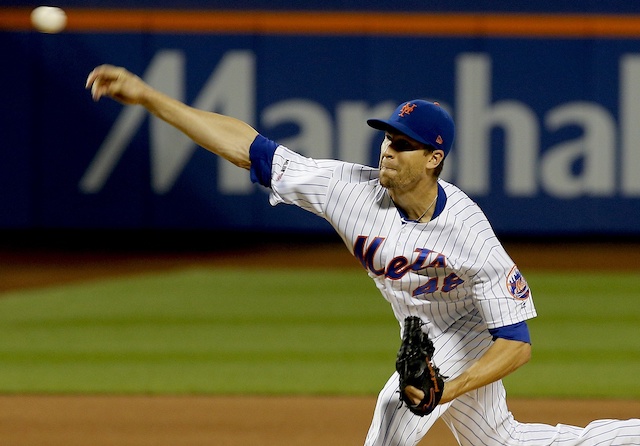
1, 241, 639, 445
0, 395, 639, 446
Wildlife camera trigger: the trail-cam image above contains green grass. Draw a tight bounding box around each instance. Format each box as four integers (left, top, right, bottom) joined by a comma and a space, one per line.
502, 272, 640, 399
0, 268, 639, 398
0, 268, 398, 395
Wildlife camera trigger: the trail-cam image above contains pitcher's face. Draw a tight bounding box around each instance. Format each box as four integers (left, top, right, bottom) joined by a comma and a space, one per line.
379, 133, 431, 192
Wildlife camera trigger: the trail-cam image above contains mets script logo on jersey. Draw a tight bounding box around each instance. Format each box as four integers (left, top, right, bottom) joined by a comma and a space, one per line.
399, 103, 417, 117
353, 236, 465, 297
506, 266, 530, 300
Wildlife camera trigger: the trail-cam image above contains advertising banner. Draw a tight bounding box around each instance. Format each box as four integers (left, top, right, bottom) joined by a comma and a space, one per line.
1, 8, 639, 235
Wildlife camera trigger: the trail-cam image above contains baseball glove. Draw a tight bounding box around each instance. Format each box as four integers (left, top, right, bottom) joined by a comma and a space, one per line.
395, 316, 445, 416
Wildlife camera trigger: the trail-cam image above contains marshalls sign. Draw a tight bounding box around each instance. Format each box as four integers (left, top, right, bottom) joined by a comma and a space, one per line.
1, 10, 639, 234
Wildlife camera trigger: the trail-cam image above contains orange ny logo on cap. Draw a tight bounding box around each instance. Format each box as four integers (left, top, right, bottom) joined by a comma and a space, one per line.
398, 103, 417, 117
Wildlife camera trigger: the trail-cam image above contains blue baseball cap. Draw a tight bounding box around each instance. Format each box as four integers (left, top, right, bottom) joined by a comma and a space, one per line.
367, 100, 455, 157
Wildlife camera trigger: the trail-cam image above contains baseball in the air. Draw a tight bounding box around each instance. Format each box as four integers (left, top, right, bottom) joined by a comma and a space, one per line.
31, 6, 67, 34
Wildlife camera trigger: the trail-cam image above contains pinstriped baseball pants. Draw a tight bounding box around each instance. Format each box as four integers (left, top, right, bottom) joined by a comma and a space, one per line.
365, 372, 640, 446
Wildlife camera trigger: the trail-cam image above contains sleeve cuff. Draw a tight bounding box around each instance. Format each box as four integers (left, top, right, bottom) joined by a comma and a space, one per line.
249, 134, 278, 188
488, 321, 531, 344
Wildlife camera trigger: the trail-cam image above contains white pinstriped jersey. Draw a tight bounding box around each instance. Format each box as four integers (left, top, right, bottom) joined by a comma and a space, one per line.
260, 145, 640, 446
267, 145, 536, 343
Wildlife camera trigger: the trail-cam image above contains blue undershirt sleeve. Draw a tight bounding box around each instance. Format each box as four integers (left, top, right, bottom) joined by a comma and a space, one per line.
488, 321, 531, 344
249, 134, 278, 188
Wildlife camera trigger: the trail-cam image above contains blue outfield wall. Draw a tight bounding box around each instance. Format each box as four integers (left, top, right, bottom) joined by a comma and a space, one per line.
1, 5, 640, 236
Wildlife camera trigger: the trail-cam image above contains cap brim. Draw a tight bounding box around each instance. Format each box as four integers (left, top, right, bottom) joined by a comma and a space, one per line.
367, 118, 430, 146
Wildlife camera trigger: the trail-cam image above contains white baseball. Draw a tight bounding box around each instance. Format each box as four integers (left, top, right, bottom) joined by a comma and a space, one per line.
31, 6, 67, 34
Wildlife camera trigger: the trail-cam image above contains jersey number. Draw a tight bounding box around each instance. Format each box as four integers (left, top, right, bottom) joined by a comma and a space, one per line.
412, 273, 465, 297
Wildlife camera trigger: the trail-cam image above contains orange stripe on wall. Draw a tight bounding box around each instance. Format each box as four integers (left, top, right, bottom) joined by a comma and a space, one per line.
2, 8, 640, 38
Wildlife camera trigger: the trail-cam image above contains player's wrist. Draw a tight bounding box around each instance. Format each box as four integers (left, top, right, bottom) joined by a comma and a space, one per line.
439, 374, 467, 404
136, 82, 159, 107
438, 381, 456, 404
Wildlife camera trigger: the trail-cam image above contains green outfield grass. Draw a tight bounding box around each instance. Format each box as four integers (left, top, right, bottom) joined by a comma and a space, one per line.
503, 272, 640, 398
0, 267, 638, 398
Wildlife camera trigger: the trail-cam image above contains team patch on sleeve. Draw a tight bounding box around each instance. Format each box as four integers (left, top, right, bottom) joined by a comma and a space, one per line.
506, 265, 530, 300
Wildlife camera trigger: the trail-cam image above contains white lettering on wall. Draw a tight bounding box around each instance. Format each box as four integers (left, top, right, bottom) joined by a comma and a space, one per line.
80, 50, 255, 194
262, 99, 332, 160
81, 49, 639, 199
542, 103, 615, 198
621, 55, 640, 196
456, 54, 539, 196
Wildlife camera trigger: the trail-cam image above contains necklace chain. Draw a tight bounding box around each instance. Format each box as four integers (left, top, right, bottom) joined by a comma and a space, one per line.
415, 194, 438, 222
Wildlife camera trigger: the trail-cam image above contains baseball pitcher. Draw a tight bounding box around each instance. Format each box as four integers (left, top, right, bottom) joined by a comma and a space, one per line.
86, 65, 640, 446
